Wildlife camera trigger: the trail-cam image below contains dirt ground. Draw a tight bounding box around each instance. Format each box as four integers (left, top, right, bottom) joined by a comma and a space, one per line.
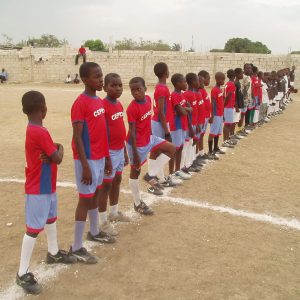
0, 83, 299, 300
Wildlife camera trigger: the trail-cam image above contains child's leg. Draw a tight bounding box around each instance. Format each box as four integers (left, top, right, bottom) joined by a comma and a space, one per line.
109, 174, 122, 215
213, 136, 219, 151
208, 135, 213, 153
98, 181, 112, 226
175, 146, 183, 171
223, 124, 230, 141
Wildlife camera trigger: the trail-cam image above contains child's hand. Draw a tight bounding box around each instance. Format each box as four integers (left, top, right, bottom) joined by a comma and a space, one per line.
209, 117, 214, 124
40, 152, 51, 163
124, 152, 129, 167
104, 157, 112, 176
133, 153, 141, 171
82, 164, 92, 185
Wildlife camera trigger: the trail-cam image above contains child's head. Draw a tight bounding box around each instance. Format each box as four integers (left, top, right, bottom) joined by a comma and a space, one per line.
79, 62, 103, 91
243, 63, 252, 76
258, 71, 263, 80
104, 73, 123, 99
129, 77, 146, 101
185, 73, 199, 89
263, 72, 269, 82
154, 62, 169, 79
215, 72, 225, 86
252, 66, 258, 75
171, 73, 187, 91
22, 91, 47, 119
234, 68, 243, 80
198, 70, 210, 86
227, 69, 235, 80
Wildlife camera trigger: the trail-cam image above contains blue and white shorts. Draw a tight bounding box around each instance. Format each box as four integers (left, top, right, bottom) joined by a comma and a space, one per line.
103, 148, 125, 182
25, 193, 57, 233
233, 110, 241, 123
209, 116, 223, 136
74, 158, 105, 198
170, 129, 184, 149
151, 120, 170, 139
224, 108, 235, 124
126, 135, 166, 168
240, 107, 247, 114
201, 118, 209, 135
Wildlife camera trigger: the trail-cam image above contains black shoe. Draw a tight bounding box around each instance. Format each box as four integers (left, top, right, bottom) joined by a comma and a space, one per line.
86, 231, 116, 244
16, 272, 42, 295
134, 201, 154, 215
46, 249, 77, 264
70, 246, 98, 264
188, 163, 201, 173
214, 148, 225, 155
147, 186, 163, 195
143, 173, 164, 190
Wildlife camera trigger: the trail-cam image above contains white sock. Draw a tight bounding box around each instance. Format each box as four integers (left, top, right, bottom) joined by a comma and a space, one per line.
147, 158, 157, 177
129, 178, 141, 206
157, 167, 165, 183
110, 204, 118, 217
180, 141, 189, 169
18, 234, 36, 276
155, 153, 170, 170
45, 223, 59, 255
184, 140, 193, 168
99, 211, 107, 225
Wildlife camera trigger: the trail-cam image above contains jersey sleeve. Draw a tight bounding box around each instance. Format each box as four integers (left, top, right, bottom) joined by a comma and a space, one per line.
71, 99, 85, 123
40, 129, 58, 157
171, 93, 181, 108
126, 103, 137, 123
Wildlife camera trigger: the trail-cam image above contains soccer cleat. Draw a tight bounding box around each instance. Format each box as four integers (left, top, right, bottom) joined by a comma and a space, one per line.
230, 134, 242, 140
169, 173, 183, 185
46, 249, 77, 264
16, 272, 42, 295
147, 186, 163, 195
175, 170, 191, 180
100, 222, 118, 236
264, 117, 270, 122
228, 139, 237, 145
222, 141, 234, 148
87, 230, 116, 243
214, 148, 226, 155
160, 176, 177, 187
109, 211, 131, 223
134, 201, 154, 215
70, 246, 98, 264
143, 173, 164, 190
187, 163, 201, 173
208, 152, 220, 160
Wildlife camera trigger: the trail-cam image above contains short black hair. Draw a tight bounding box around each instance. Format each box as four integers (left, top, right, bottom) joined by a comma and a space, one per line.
198, 70, 209, 78
252, 66, 258, 74
129, 77, 146, 87
234, 68, 243, 75
186, 73, 198, 85
79, 62, 100, 78
22, 91, 45, 115
171, 73, 184, 86
154, 62, 168, 78
104, 73, 121, 87
227, 69, 235, 79
215, 72, 225, 80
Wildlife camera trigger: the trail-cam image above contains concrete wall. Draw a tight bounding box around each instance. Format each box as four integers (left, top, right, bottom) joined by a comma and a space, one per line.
0, 46, 299, 86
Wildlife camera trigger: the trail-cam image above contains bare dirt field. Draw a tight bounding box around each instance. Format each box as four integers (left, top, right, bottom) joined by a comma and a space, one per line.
0, 83, 299, 300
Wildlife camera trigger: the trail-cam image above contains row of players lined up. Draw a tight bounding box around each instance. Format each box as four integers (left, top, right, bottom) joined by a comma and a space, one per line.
16, 61, 296, 294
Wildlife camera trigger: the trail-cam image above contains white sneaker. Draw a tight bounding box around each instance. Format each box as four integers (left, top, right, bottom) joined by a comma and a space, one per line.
169, 174, 183, 185
109, 211, 131, 223
101, 221, 118, 236
175, 170, 191, 180
264, 117, 270, 122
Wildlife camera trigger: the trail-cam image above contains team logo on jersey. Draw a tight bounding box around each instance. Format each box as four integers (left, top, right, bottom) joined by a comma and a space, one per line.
198, 100, 204, 105
180, 99, 186, 106
192, 100, 197, 106
141, 110, 152, 120
111, 111, 124, 120
94, 108, 105, 117
218, 92, 223, 97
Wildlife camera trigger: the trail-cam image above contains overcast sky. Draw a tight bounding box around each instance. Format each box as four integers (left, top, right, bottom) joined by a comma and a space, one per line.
1, 0, 299, 54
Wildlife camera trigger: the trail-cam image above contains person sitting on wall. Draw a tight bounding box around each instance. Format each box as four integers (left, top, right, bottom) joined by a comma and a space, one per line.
73, 74, 80, 84
65, 74, 72, 84
75, 45, 86, 65
0, 68, 8, 83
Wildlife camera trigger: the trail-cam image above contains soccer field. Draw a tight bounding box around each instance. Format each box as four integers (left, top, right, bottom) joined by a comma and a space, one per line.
0, 84, 300, 300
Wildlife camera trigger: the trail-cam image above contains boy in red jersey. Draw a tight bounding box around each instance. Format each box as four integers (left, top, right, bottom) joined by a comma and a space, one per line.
222, 69, 237, 147
126, 77, 175, 211
198, 70, 212, 160
168, 74, 192, 180
17, 91, 76, 295
70, 62, 114, 265
208, 72, 226, 159
97, 73, 131, 237
148, 62, 181, 187
249, 66, 260, 127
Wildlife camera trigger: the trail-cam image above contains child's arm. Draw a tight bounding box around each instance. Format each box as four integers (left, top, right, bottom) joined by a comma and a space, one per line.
128, 122, 141, 170
175, 104, 188, 116
50, 143, 64, 164
124, 146, 129, 167
157, 97, 171, 141
73, 122, 92, 185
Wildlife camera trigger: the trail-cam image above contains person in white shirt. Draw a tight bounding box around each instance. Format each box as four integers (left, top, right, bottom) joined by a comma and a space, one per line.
65, 74, 72, 84
0, 68, 8, 83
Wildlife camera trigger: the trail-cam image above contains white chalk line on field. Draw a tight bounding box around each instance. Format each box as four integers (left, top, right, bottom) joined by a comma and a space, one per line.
1, 175, 300, 299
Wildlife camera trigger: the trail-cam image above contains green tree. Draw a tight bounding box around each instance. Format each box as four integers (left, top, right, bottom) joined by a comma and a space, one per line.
84, 39, 106, 51
114, 38, 171, 51
209, 48, 224, 53
224, 38, 271, 54
291, 51, 300, 54
17, 34, 67, 47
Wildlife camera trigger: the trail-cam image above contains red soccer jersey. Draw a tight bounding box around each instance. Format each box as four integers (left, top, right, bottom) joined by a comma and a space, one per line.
169, 91, 188, 131
152, 84, 172, 123
126, 95, 152, 147
211, 86, 224, 116
103, 97, 126, 150
183, 90, 198, 126
195, 90, 206, 124
200, 88, 211, 118
79, 47, 86, 55
25, 124, 58, 194
251, 75, 260, 98
71, 93, 109, 160
224, 81, 236, 108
